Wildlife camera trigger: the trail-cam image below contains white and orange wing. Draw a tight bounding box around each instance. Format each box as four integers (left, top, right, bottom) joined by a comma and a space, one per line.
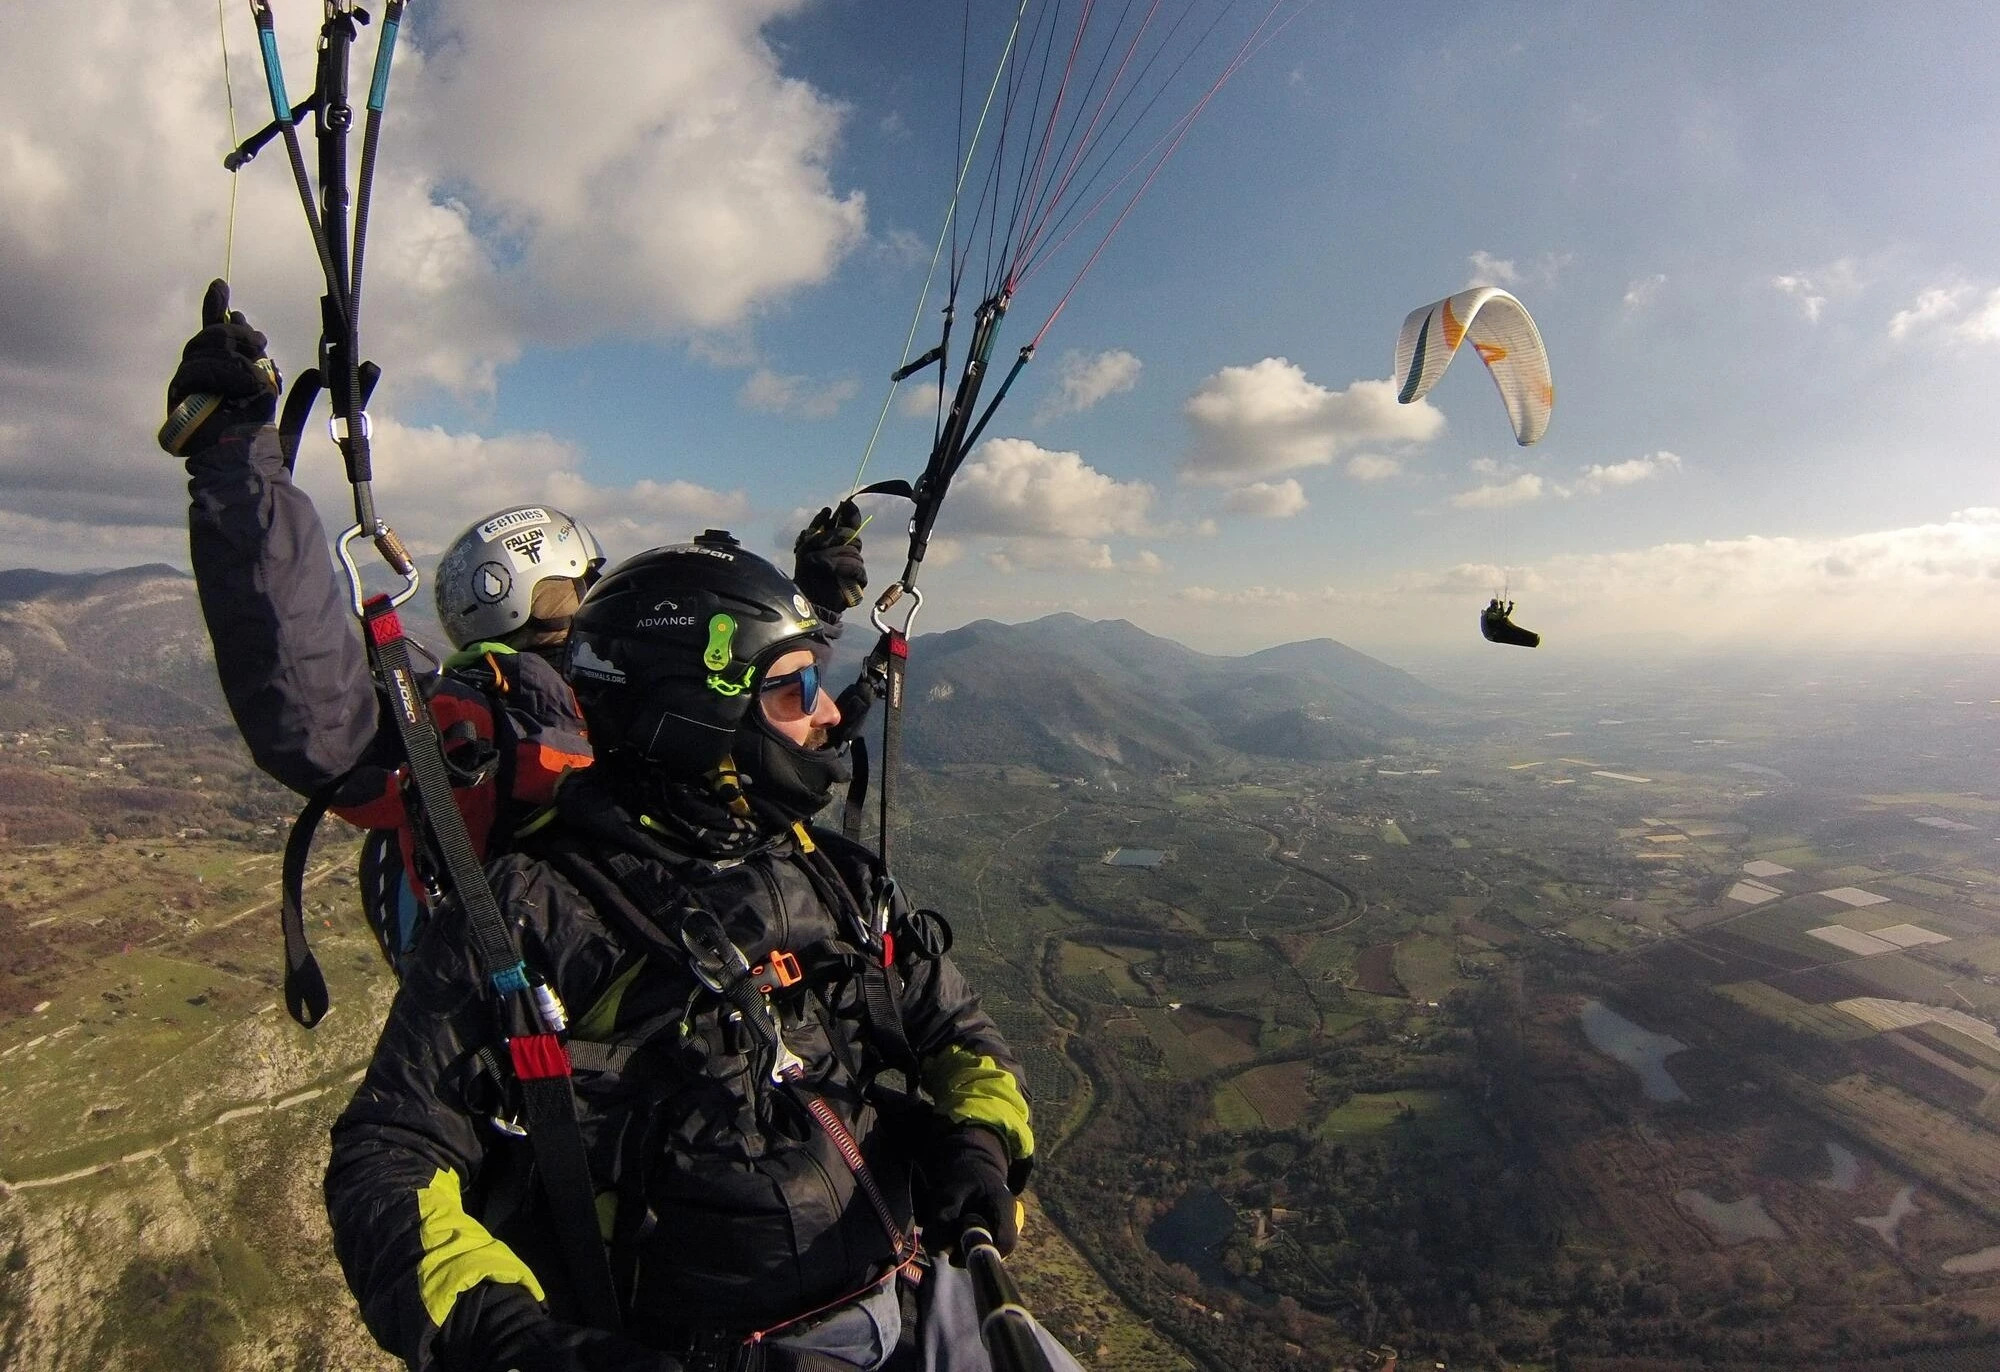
1392, 286, 1554, 446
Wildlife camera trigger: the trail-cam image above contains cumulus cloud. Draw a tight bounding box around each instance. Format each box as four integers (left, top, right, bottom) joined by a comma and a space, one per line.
288, 418, 748, 562
1345, 454, 1401, 482
1181, 360, 1443, 483
1623, 274, 1666, 310
1449, 473, 1544, 509
1571, 450, 1682, 495
1889, 283, 2000, 343
0, 2, 863, 552
1035, 349, 1142, 422
945, 438, 1154, 539
738, 368, 858, 418
1223, 479, 1307, 518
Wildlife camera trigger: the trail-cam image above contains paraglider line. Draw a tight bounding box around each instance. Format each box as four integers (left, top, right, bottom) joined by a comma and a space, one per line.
848, 0, 1029, 499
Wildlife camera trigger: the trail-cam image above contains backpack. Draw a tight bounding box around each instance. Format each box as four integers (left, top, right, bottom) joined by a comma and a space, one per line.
279, 643, 591, 1026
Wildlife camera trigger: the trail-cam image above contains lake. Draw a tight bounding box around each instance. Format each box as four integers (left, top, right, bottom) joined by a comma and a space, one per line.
1580, 999, 1690, 1102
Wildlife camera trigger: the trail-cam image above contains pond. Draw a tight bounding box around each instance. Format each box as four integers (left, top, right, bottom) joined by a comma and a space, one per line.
1105, 847, 1166, 868
1677, 1189, 1784, 1243
1857, 1185, 1917, 1249
1817, 1140, 1861, 1192
1146, 1183, 1236, 1288
1580, 999, 1689, 1102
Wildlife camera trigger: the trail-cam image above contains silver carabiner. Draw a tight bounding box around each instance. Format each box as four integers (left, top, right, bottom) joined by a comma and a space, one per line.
870, 582, 924, 638
336, 521, 422, 619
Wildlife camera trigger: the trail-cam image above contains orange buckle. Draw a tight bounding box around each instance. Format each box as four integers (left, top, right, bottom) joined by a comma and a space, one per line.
753, 949, 805, 994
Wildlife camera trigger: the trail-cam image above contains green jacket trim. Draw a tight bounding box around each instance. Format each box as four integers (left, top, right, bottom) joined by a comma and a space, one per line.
415, 1168, 545, 1327
922, 1045, 1035, 1160
443, 640, 518, 670
571, 956, 648, 1041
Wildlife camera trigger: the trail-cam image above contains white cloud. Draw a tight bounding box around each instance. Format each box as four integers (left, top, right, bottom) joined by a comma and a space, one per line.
1345, 454, 1402, 482
1772, 275, 1825, 323
1772, 259, 1860, 324
0, 2, 863, 545
738, 368, 859, 419
1469, 250, 1519, 287
898, 384, 942, 420
946, 438, 1154, 539
1035, 349, 1143, 422
1571, 450, 1682, 495
1623, 274, 1666, 310
1223, 479, 1307, 518
1467, 249, 1571, 288
1166, 510, 2000, 655
982, 538, 1161, 575
1181, 360, 1443, 483
1176, 584, 1303, 606
1888, 283, 2000, 344
1450, 473, 1544, 509
290, 417, 748, 561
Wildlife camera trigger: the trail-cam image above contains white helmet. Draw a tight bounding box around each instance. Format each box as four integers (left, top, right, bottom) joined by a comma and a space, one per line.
433, 505, 607, 648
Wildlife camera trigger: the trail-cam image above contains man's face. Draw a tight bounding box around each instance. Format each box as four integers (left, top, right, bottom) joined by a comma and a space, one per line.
757, 647, 841, 747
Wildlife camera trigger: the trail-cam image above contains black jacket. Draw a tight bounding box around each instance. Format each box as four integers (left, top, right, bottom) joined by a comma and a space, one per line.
323, 771, 1032, 1368
184, 419, 382, 797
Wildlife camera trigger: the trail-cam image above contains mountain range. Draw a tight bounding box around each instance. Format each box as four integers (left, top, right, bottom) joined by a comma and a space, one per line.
0, 568, 1438, 770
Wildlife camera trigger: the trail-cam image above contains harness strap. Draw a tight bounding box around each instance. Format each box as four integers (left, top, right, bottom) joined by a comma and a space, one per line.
585, 848, 914, 1263
278, 771, 349, 1027
875, 631, 909, 868
361, 598, 622, 1332
840, 733, 870, 845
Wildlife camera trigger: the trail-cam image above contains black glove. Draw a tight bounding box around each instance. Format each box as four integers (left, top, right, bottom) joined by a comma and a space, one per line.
792, 499, 867, 618
918, 1124, 1019, 1261
437, 1283, 683, 1372
162, 279, 281, 453
824, 666, 880, 750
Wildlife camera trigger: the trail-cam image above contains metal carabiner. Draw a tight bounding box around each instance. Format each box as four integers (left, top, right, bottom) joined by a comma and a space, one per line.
870, 582, 924, 639
335, 520, 421, 619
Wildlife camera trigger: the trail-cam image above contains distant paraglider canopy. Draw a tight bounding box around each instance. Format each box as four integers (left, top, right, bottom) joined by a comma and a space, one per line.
1480, 598, 1540, 649
1393, 287, 1555, 646
1393, 286, 1554, 445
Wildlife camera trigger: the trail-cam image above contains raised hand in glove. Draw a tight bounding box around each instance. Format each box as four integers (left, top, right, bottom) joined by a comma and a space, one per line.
437, 1282, 683, 1372
161, 278, 282, 454
792, 499, 867, 618
918, 1124, 1020, 1262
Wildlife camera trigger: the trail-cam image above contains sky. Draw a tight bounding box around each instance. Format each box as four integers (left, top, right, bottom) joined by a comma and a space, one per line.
4, 0, 2000, 663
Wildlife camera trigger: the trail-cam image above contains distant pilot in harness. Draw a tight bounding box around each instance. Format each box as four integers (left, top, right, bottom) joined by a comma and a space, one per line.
1479, 597, 1540, 649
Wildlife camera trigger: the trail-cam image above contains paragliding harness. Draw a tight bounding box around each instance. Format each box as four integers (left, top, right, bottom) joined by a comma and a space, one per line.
1479, 597, 1540, 649
279, 644, 565, 1017
225, 0, 623, 1332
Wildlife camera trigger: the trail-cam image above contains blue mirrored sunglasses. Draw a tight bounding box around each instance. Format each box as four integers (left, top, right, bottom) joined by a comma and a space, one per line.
758, 662, 821, 712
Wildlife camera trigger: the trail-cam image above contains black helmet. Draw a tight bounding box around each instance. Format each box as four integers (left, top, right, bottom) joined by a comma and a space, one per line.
567, 531, 825, 776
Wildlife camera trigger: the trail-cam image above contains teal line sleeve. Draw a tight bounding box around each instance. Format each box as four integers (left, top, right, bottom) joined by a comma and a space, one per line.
367, 19, 400, 112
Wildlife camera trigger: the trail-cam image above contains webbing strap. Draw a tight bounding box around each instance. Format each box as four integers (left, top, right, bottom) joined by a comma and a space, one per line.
875, 631, 909, 867
590, 851, 912, 1262
516, 1067, 623, 1330
278, 772, 348, 1027
840, 733, 870, 845
785, 1070, 914, 1263
360, 598, 620, 1330
361, 598, 524, 995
